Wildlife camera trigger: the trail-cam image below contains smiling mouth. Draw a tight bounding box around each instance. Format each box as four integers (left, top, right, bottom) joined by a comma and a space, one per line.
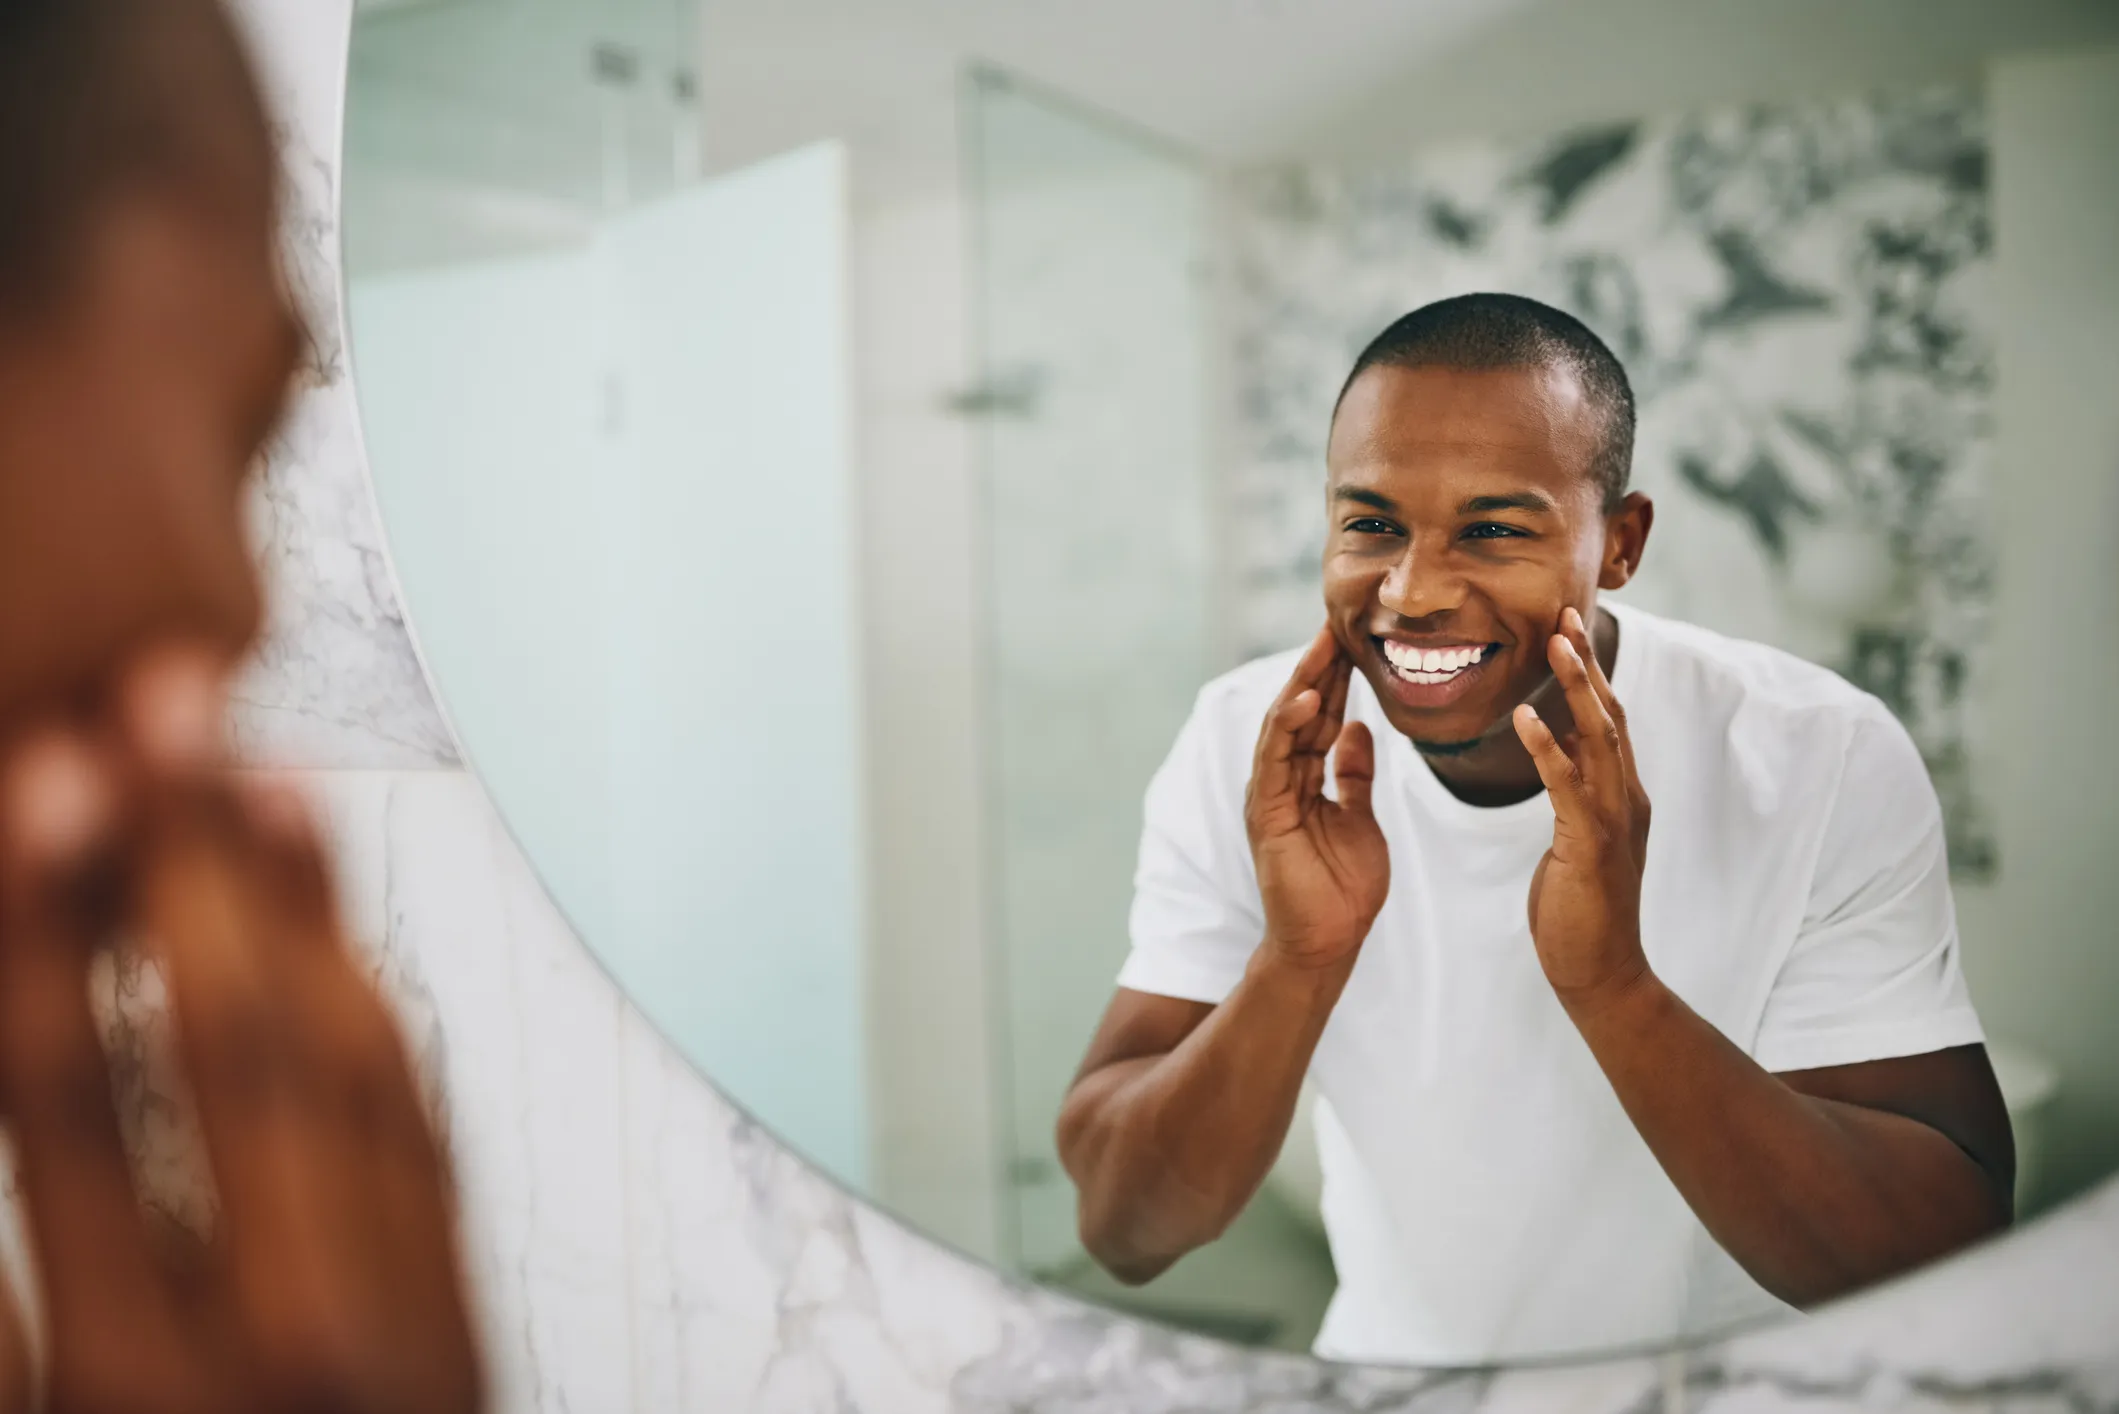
1375, 638, 1499, 687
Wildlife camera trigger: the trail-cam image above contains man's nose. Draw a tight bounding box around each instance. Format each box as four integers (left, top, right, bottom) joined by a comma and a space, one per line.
1378, 539, 1466, 620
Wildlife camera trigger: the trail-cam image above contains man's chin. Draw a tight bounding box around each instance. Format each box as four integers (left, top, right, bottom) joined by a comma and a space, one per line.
1383, 699, 1518, 758
1410, 734, 1489, 758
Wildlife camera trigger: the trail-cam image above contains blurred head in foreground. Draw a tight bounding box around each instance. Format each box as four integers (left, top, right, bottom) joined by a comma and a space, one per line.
0, 0, 301, 724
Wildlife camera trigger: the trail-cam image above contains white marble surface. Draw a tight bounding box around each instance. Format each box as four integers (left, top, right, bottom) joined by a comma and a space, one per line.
227, 0, 458, 769
149, 1, 2119, 1411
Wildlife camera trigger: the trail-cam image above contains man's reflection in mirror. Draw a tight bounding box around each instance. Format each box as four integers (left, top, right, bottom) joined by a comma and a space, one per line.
1059, 293, 2011, 1365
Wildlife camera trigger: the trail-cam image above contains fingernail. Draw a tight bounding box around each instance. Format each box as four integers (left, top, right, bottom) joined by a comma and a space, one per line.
124, 648, 227, 771
4, 736, 113, 867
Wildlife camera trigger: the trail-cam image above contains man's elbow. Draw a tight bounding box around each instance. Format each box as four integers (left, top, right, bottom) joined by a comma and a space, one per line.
1078, 1205, 1181, 1287
1069, 1156, 1236, 1287
1772, 1177, 2013, 1311
1057, 1099, 1214, 1286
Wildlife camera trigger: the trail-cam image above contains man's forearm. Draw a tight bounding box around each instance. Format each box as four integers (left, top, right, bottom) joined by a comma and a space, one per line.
1058, 947, 1350, 1283
1566, 969, 2007, 1306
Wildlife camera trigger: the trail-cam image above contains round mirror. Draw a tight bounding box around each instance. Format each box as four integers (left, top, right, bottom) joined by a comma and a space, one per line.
342, 0, 2119, 1366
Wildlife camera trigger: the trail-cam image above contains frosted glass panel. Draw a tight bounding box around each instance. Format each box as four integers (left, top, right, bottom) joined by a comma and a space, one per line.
352, 144, 868, 1186
968, 74, 1216, 1273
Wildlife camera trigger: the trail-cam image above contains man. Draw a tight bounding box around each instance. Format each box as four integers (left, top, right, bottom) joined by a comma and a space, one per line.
1057, 293, 2011, 1364
0, 0, 482, 1408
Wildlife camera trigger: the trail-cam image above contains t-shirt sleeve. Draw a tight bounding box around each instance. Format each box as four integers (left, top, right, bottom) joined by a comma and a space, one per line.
1113, 684, 1267, 1005
1752, 705, 1986, 1074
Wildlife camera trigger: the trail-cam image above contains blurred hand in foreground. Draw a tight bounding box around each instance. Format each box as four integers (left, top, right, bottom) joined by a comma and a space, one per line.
0, 648, 483, 1414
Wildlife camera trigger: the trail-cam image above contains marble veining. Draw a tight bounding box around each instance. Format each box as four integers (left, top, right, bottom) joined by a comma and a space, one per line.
1227, 91, 1997, 876
226, 0, 459, 769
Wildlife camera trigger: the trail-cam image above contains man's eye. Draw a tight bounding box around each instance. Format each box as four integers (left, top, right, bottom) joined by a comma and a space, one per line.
1347, 517, 1402, 536
1463, 522, 1528, 540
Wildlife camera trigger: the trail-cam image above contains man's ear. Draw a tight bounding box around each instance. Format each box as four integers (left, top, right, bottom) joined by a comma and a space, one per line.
1599, 492, 1653, 592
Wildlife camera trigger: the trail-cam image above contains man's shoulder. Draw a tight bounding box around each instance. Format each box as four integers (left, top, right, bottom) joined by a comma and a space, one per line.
1196, 647, 1308, 718
1622, 603, 1892, 735
1164, 649, 1308, 784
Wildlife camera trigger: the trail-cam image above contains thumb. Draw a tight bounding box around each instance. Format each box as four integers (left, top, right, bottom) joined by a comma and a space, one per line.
1332, 721, 1376, 819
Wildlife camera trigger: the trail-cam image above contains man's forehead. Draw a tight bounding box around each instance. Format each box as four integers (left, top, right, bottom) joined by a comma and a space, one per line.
1327, 362, 1600, 488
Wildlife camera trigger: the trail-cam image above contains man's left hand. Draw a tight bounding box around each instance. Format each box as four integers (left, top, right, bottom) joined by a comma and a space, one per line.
1511, 606, 1654, 1014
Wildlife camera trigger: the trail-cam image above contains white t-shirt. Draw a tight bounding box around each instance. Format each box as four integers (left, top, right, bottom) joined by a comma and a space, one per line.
1116, 600, 1984, 1365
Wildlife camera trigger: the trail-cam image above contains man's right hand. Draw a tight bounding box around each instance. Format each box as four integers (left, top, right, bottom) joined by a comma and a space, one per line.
1244, 627, 1389, 971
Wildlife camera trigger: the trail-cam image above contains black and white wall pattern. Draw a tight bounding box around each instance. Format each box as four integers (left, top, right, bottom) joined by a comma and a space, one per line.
1228, 87, 1995, 876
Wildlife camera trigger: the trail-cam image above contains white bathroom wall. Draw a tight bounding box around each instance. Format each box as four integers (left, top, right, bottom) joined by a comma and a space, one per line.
852, 177, 1009, 1264
1960, 43, 2119, 1211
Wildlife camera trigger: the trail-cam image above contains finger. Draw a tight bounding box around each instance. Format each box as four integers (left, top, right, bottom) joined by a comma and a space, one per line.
1297, 653, 1354, 799
1314, 650, 1352, 746
0, 733, 192, 1393
1250, 626, 1340, 792
136, 781, 397, 1404
114, 643, 233, 776
1547, 631, 1623, 795
1288, 624, 1339, 696
1563, 607, 1643, 790
1512, 704, 1587, 813
1559, 607, 1616, 705
1331, 721, 1376, 820
110, 653, 375, 1395
238, 781, 483, 1413
1249, 687, 1324, 822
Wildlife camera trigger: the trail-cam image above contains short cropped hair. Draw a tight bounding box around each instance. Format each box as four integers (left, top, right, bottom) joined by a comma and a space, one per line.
0, 0, 271, 321
1335, 292, 1637, 508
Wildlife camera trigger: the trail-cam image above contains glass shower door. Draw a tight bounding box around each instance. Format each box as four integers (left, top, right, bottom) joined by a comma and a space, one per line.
966, 69, 1217, 1277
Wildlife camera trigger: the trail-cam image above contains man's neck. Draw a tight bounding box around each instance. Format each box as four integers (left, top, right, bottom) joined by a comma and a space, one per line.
1414, 605, 1620, 808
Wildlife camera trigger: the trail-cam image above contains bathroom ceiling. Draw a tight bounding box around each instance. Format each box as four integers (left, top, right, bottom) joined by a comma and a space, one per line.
346, 0, 1535, 244
350, 0, 2119, 206
693, 0, 1532, 194
345, 0, 2119, 263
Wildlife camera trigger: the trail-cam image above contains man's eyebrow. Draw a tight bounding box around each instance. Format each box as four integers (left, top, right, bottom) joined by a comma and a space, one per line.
1461, 492, 1556, 515
1333, 486, 1397, 512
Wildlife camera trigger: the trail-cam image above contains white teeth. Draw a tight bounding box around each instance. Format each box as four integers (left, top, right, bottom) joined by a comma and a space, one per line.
1381, 642, 1485, 681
